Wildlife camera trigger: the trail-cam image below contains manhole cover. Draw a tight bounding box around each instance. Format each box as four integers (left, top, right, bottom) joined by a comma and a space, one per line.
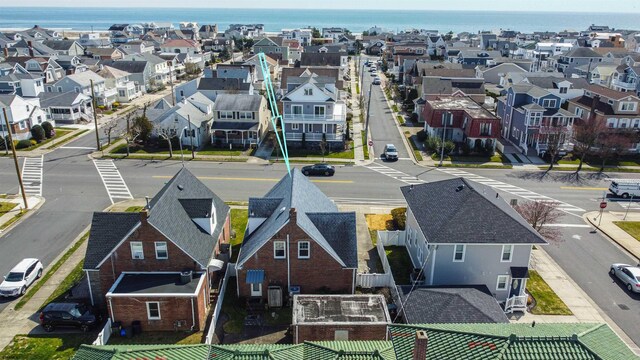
618, 304, 630, 310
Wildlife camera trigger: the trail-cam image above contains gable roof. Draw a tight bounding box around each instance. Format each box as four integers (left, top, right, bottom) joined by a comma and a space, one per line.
300, 53, 342, 67
100, 60, 148, 74
564, 47, 602, 58
197, 77, 251, 91
401, 178, 547, 245
83, 213, 141, 269
397, 285, 509, 324
238, 168, 357, 268
52, 70, 105, 87
422, 77, 485, 96
213, 93, 263, 112
42, 40, 81, 51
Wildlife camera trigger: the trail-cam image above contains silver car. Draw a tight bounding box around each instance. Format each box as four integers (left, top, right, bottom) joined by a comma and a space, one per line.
610, 263, 640, 293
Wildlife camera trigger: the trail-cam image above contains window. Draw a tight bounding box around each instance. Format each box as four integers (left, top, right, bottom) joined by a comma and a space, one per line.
575, 107, 584, 118
146, 302, 161, 320
36, 80, 42, 86
633, 119, 640, 128
304, 88, 313, 96
314, 106, 326, 116
239, 111, 252, 119
559, 87, 567, 94
18, 121, 26, 130
291, 123, 299, 130
528, 112, 542, 126
542, 99, 556, 108
155, 242, 168, 259
620, 102, 638, 112
298, 241, 310, 259
453, 244, 465, 262
496, 275, 509, 291
274, 241, 286, 259
501, 245, 513, 262
130, 242, 144, 259
220, 111, 234, 119
291, 105, 303, 115
334, 330, 349, 341
479, 123, 492, 136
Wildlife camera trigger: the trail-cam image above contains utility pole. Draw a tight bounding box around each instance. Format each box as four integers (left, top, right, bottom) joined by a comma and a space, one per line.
2, 107, 28, 209
169, 67, 175, 106
364, 82, 373, 137
90, 79, 101, 151
2, 118, 7, 155
187, 115, 195, 159
439, 112, 450, 167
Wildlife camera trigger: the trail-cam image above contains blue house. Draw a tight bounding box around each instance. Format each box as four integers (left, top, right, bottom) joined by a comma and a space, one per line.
497, 84, 576, 156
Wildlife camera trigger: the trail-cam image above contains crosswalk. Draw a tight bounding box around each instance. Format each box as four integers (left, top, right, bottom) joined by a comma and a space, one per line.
612, 201, 640, 211
437, 168, 585, 213
365, 163, 425, 185
21, 156, 44, 196
331, 197, 407, 207
93, 159, 133, 204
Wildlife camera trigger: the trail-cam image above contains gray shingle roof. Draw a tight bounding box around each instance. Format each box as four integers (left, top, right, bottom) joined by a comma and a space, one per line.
213, 94, 263, 112
100, 60, 148, 74
238, 168, 357, 268
38, 91, 89, 108
198, 77, 251, 91
397, 285, 509, 324
300, 53, 342, 67
400, 178, 547, 245
42, 40, 81, 51
565, 47, 603, 58
83, 213, 141, 269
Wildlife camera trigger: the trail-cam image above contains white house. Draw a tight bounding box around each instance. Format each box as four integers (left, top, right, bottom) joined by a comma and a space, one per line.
0, 94, 48, 140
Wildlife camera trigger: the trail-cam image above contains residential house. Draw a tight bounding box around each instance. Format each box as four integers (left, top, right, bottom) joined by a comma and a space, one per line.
5, 56, 65, 83
160, 39, 201, 55
401, 178, 547, 307
204, 35, 234, 53
118, 40, 154, 55
152, 92, 214, 149
292, 295, 390, 343
426, 35, 446, 56
226, 24, 265, 39
0, 72, 44, 97
243, 54, 279, 82
500, 72, 587, 103
198, 24, 218, 40
280, 70, 347, 149
85, 47, 125, 61
99, 60, 152, 93
253, 37, 291, 62
55, 55, 87, 75
236, 169, 357, 299
125, 53, 171, 87
422, 97, 500, 151
497, 84, 576, 156
281, 28, 312, 46
38, 91, 93, 124
456, 50, 504, 66
419, 76, 486, 104
322, 28, 346, 42
555, 47, 603, 77
475, 63, 527, 85
365, 39, 385, 55
213, 64, 256, 84
210, 94, 270, 147
9, 39, 56, 57
611, 64, 640, 95
78, 33, 111, 48
82, 168, 230, 331
47, 71, 116, 107
0, 94, 47, 140
586, 63, 619, 86
283, 39, 302, 62
96, 65, 142, 103
299, 52, 346, 68
42, 40, 84, 56
176, 76, 254, 103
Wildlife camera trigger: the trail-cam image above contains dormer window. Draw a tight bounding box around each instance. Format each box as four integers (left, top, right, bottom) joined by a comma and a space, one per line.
304, 88, 313, 96
542, 99, 556, 108
620, 102, 637, 112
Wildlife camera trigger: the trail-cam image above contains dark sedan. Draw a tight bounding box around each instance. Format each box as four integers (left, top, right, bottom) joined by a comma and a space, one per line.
301, 164, 335, 176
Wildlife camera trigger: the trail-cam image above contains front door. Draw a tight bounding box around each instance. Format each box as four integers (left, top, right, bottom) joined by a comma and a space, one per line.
509, 278, 523, 298
250, 283, 262, 297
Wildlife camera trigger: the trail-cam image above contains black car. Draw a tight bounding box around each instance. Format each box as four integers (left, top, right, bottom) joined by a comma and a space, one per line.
301, 164, 335, 176
40, 302, 98, 332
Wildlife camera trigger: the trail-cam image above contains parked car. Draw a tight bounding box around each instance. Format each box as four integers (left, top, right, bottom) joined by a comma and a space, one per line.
301, 163, 335, 176
371, 71, 378, 77
373, 77, 381, 85
369, 66, 377, 72
0, 258, 43, 297
383, 144, 399, 161
40, 302, 98, 332
610, 263, 640, 293
343, 75, 351, 81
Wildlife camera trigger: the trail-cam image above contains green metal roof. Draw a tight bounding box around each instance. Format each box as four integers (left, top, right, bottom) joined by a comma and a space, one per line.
389, 323, 639, 360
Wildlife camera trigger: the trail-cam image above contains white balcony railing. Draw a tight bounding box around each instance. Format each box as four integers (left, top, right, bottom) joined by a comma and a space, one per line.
612, 79, 637, 91
505, 295, 528, 313
282, 114, 345, 122
285, 132, 343, 141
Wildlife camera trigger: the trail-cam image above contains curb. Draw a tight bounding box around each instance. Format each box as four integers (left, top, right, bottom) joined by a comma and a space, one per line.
0, 196, 45, 236
584, 212, 640, 262
379, 78, 418, 166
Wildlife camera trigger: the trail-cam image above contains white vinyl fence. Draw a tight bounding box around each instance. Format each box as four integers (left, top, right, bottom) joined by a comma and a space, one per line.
205, 263, 233, 344
92, 318, 112, 346
377, 230, 406, 246
355, 230, 406, 292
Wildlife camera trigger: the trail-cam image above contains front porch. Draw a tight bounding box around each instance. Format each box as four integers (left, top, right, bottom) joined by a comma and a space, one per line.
504, 267, 529, 314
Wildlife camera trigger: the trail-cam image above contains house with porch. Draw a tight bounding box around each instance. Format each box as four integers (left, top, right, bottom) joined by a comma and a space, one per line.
280, 69, 347, 149
86, 47, 125, 61
0, 94, 47, 140
235, 169, 357, 300
611, 64, 640, 95
82, 168, 230, 331
0, 72, 44, 97
38, 91, 92, 124
100, 60, 154, 93
152, 92, 214, 149
422, 97, 500, 152
42, 40, 84, 56
253, 37, 291, 62
400, 178, 547, 311
46, 70, 115, 107
96, 65, 142, 103
210, 94, 270, 147
555, 47, 603, 78
497, 84, 576, 156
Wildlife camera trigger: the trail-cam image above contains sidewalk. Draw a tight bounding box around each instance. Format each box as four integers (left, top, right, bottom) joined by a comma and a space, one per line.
0, 195, 43, 234
585, 211, 640, 261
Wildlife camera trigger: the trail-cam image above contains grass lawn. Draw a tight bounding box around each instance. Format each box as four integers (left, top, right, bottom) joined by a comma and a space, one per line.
286, 141, 355, 160
405, 133, 423, 161
20, 129, 73, 151
0, 201, 17, 215
0, 209, 26, 230
385, 246, 413, 285
42, 260, 84, 307
361, 131, 369, 159
220, 280, 246, 334
527, 270, 572, 315
445, 153, 509, 164
396, 115, 405, 125
111, 144, 192, 155
0, 333, 97, 360
558, 155, 640, 167
231, 209, 248, 263
198, 143, 244, 156
365, 214, 394, 232
108, 331, 203, 345
443, 163, 513, 169
539, 166, 640, 173
125, 206, 144, 212
613, 221, 640, 242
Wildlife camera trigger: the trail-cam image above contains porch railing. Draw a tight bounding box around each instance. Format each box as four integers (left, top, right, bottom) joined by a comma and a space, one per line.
505, 295, 528, 313
285, 132, 343, 141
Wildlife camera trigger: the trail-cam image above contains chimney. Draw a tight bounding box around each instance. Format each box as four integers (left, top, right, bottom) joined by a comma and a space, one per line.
27, 41, 34, 58
289, 207, 297, 222
3, 46, 8, 58
140, 208, 149, 223
412, 330, 429, 360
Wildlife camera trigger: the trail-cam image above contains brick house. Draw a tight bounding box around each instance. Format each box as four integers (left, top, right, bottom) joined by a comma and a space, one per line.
422, 96, 501, 152
82, 168, 230, 331
292, 295, 391, 343
235, 168, 357, 300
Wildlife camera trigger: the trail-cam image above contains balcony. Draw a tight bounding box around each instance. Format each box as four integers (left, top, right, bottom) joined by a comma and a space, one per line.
612, 79, 637, 91
282, 114, 345, 123
285, 132, 343, 141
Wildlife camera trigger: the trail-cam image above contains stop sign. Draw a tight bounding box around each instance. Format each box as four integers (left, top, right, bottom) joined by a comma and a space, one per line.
368, 140, 373, 146
600, 202, 607, 209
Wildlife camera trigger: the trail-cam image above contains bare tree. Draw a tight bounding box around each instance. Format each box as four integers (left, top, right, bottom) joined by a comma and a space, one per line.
540, 125, 570, 171
102, 120, 119, 145
594, 132, 634, 172
320, 133, 327, 162
157, 127, 176, 158
572, 95, 603, 173
514, 201, 564, 244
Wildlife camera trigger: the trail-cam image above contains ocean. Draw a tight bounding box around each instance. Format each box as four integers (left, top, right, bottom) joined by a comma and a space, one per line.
0, 7, 639, 34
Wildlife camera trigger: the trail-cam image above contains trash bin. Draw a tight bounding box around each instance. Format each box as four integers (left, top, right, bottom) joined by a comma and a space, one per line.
125, 326, 133, 339
111, 321, 122, 334
132, 320, 142, 335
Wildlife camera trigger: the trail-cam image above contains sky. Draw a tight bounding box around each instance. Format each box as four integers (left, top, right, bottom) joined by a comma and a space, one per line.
7, 0, 640, 12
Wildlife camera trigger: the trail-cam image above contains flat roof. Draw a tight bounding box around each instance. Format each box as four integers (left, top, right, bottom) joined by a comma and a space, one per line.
293, 294, 390, 325
427, 97, 497, 119
108, 272, 203, 296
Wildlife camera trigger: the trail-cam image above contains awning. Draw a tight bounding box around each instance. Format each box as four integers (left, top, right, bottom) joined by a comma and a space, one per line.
245, 270, 264, 284
510, 267, 530, 279
208, 258, 225, 272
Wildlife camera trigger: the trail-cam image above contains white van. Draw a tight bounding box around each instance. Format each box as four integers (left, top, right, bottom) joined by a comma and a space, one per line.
609, 179, 640, 199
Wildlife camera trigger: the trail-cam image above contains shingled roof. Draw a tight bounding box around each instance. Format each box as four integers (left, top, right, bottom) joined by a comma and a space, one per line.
83, 213, 141, 269
400, 178, 547, 245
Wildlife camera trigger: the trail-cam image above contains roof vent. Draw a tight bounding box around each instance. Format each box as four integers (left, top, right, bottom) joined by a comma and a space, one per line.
279, 206, 286, 213
409, 184, 414, 191
455, 184, 465, 192
531, 320, 536, 328
177, 184, 184, 191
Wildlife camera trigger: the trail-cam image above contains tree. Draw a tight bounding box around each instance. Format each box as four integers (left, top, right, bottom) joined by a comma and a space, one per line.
540, 125, 569, 171
219, 47, 231, 61
595, 132, 634, 172
157, 127, 177, 158
514, 200, 564, 244
184, 62, 201, 75
102, 120, 119, 145
311, 27, 321, 39
320, 133, 328, 161
572, 95, 604, 173
362, 31, 369, 36
30, 124, 46, 142
41, 121, 54, 138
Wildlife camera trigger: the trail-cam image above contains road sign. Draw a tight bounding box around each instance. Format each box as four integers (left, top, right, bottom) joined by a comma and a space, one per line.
600, 202, 607, 209
368, 140, 373, 146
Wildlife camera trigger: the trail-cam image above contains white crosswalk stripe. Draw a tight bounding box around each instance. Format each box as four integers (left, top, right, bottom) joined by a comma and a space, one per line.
437, 167, 585, 212
93, 159, 133, 204
614, 201, 640, 211
20, 156, 43, 196
365, 163, 425, 185
331, 197, 407, 206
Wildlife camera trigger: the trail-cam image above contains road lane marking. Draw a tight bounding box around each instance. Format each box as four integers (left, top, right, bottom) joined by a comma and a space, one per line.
150, 175, 353, 184
560, 186, 608, 191
59, 146, 96, 150
94, 159, 133, 204
364, 163, 425, 185
20, 156, 43, 196
542, 224, 592, 228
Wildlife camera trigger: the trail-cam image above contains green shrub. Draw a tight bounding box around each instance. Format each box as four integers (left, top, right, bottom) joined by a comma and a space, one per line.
346, 113, 353, 122
16, 139, 32, 149
425, 136, 441, 152
41, 121, 54, 138
443, 140, 455, 155
483, 141, 494, 155
461, 141, 471, 155
416, 129, 427, 142
30, 124, 46, 142
391, 207, 407, 230
0, 135, 8, 150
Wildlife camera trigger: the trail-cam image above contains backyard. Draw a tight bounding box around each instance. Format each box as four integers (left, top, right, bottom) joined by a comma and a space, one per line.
230, 208, 248, 263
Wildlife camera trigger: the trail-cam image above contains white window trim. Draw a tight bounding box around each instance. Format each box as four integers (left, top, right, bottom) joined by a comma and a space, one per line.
130, 241, 144, 259
298, 241, 310, 259
314, 105, 326, 116
501, 245, 514, 262
155, 241, 168, 259
496, 275, 509, 291
291, 123, 299, 130
274, 240, 286, 259
291, 104, 303, 115
453, 244, 466, 262
146, 301, 161, 320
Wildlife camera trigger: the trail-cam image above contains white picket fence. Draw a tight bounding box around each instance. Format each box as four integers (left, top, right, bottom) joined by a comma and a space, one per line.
205, 263, 233, 344
356, 273, 392, 288
377, 230, 406, 246
355, 231, 404, 290
92, 318, 112, 345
